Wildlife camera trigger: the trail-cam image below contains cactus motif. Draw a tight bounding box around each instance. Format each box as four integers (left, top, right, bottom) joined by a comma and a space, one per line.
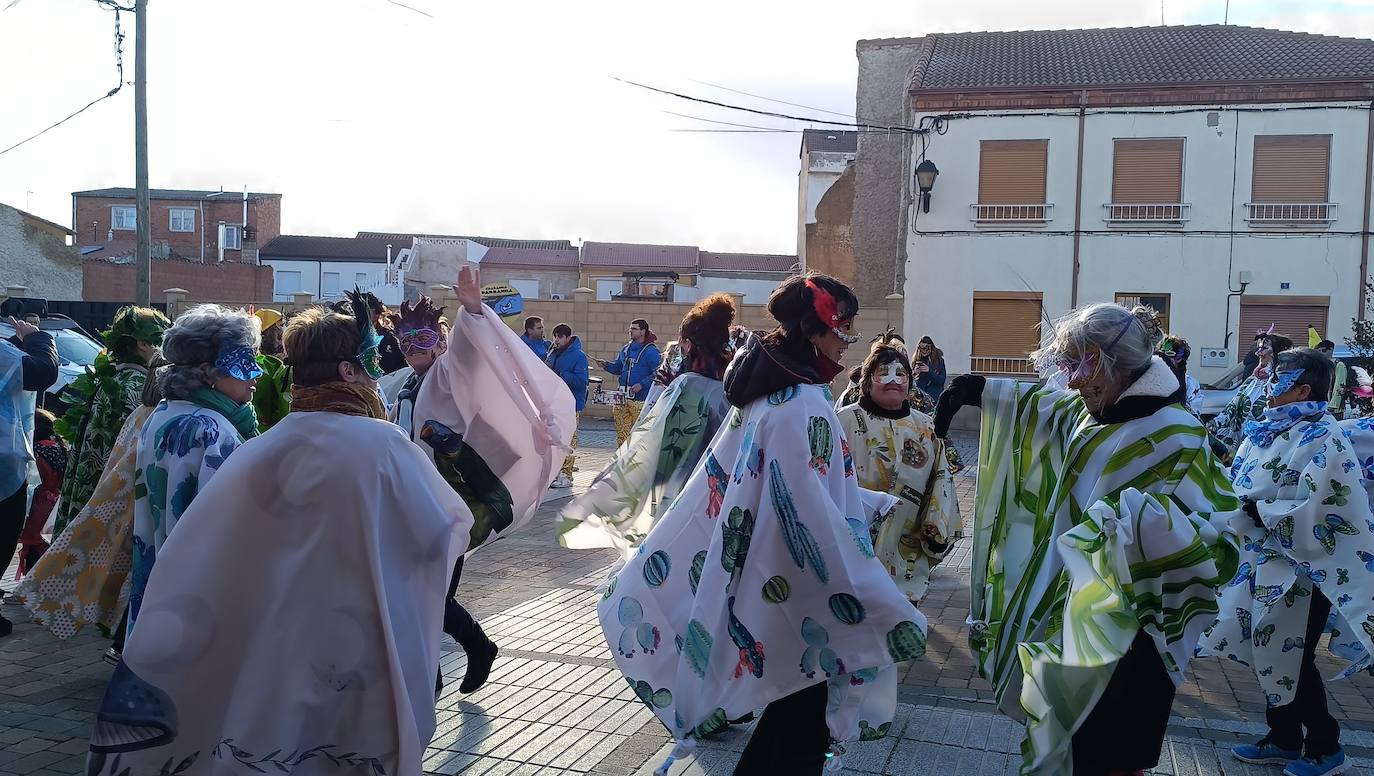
689, 708, 729, 739
885, 620, 927, 662
683, 619, 713, 678
721, 507, 756, 579
689, 550, 707, 594
768, 385, 800, 405
631, 679, 673, 709
846, 517, 875, 558
769, 460, 829, 583
616, 597, 661, 658
808, 416, 832, 475
799, 616, 846, 678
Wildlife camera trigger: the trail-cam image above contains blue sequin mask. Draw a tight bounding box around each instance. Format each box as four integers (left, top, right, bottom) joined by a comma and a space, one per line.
215, 345, 263, 382
357, 332, 384, 380
1267, 367, 1306, 399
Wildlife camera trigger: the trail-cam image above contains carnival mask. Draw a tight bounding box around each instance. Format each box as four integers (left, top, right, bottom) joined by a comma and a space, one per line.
806, 278, 860, 344
877, 362, 909, 385
397, 327, 440, 355
214, 345, 263, 382
1057, 347, 1101, 390
1268, 367, 1306, 399
831, 317, 860, 345
357, 332, 384, 380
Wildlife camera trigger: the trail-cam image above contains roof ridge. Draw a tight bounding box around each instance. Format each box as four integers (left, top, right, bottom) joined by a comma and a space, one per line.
922, 23, 1374, 42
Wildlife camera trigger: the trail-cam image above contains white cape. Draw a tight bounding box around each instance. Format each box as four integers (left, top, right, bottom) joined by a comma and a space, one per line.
87, 412, 475, 775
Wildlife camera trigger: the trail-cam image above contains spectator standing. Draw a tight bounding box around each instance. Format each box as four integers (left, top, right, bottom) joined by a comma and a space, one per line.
913, 335, 947, 399
597, 318, 661, 446
521, 316, 550, 361
546, 324, 589, 488
252, 309, 292, 430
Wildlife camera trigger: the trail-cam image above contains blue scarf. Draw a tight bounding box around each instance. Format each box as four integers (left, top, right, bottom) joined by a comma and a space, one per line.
1242, 400, 1328, 448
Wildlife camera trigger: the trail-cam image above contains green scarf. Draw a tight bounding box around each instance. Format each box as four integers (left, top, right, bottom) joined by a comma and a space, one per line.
188, 387, 260, 439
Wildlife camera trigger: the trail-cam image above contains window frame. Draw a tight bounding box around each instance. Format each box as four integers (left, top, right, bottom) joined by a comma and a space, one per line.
111, 206, 136, 231
222, 224, 242, 250
168, 208, 196, 233
974, 139, 1051, 224
276, 270, 303, 295
1114, 292, 1171, 332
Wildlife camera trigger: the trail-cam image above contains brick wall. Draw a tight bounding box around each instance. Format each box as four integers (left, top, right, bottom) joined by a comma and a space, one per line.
74, 195, 282, 263
82, 259, 274, 303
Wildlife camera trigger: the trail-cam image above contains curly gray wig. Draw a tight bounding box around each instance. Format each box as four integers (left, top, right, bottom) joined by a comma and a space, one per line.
1031, 302, 1155, 381
155, 304, 261, 400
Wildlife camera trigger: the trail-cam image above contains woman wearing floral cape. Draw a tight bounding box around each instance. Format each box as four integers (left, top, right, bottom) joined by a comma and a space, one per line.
52, 306, 168, 534
1210, 332, 1293, 461
598, 273, 925, 776
557, 293, 736, 556
934, 302, 1240, 775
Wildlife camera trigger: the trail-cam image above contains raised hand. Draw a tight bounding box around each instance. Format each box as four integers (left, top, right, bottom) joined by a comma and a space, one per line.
456, 265, 483, 315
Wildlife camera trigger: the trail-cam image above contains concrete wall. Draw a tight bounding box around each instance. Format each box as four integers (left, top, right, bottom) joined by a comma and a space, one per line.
261, 258, 403, 305
903, 101, 1373, 382
798, 150, 854, 261
854, 38, 925, 306
806, 163, 857, 285
0, 204, 82, 300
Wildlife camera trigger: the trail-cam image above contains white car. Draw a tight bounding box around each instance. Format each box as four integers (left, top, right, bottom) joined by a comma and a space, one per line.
0, 316, 105, 413
1197, 346, 1357, 422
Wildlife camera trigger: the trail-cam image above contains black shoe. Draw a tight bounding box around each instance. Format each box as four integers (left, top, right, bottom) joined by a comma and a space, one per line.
459, 639, 498, 694
435, 670, 444, 696
0, 614, 12, 639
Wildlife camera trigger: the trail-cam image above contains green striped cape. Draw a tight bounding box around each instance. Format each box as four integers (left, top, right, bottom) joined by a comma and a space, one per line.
973, 376, 1239, 774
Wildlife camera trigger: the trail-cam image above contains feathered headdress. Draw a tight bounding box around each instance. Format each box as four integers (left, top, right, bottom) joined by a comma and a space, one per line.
345, 287, 385, 379
395, 295, 446, 354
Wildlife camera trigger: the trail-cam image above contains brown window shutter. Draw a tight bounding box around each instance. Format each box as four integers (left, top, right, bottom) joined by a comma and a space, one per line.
1238, 301, 1329, 358
978, 140, 1048, 204
1252, 135, 1330, 203
972, 297, 1042, 356
1112, 139, 1183, 203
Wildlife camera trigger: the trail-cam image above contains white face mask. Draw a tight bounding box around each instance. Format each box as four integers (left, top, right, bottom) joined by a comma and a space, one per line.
877, 362, 909, 385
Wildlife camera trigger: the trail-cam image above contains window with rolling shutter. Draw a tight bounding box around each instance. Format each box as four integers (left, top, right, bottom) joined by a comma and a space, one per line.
971, 292, 1042, 375
1249, 135, 1332, 222
977, 140, 1049, 222
1115, 293, 1171, 332
1108, 139, 1185, 221
1238, 298, 1330, 359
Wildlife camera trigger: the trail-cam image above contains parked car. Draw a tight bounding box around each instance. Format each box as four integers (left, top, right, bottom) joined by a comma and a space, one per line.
1197, 346, 1361, 422
0, 315, 105, 415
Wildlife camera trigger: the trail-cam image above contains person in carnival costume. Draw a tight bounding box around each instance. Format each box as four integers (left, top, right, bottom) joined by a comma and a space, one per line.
558, 293, 736, 556
1159, 334, 1204, 415
837, 334, 958, 604
82, 268, 567, 774
124, 305, 261, 640
53, 305, 169, 534
1200, 348, 1372, 776
18, 361, 164, 660
1212, 330, 1294, 460
388, 289, 497, 695
250, 307, 292, 430
598, 272, 926, 776
14, 407, 66, 577
0, 312, 56, 637
933, 301, 1240, 775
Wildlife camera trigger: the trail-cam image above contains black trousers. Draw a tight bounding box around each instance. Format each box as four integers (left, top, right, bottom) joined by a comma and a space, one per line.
1267, 589, 1340, 758
732, 681, 830, 775
442, 556, 483, 650
0, 484, 27, 590
1072, 630, 1176, 775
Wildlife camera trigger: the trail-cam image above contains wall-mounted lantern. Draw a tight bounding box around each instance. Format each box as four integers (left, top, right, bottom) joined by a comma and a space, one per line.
914, 159, 940, 213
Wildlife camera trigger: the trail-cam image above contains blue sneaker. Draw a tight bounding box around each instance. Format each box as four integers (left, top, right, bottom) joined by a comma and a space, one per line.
1232, 738, 1301, 765
1284, 749, 1349, 776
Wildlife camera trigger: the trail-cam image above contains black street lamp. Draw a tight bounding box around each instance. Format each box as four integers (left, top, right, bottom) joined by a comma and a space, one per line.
914, 159, 940, 213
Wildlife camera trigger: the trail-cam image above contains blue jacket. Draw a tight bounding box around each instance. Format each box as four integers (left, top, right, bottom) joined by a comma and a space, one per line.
547, 336, 590, 412
602, 336, 661, 400
521, 334, 550, 362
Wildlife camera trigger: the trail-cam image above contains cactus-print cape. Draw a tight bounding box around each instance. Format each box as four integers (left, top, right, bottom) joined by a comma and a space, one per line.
597, 382, 925, 762
1200, 410, 1374, 705
1208, 374, 1269, 459
837, 403, 959, 602
557, 372, 729, 557
972, 364, 1240, 774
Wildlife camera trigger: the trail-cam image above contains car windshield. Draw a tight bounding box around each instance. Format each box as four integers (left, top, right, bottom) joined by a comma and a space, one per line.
53, 329, 103, 365
1204, 362, 1251, 391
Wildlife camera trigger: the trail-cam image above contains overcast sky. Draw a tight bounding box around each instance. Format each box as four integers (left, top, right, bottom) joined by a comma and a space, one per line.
2, 0, 1373, 254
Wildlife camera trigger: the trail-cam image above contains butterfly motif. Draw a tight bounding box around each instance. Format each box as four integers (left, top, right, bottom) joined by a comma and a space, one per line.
1237, 608, 1253, 641
1256, 547, 1284, 566
1260, 666, 1274, 676
1338, 567, 1351, 585
1229, 562, 1257, 593
1314, 514, 1359, 554
1244, 537, 1266, 553
1322, 481, 1352, 507
1266, 693, 1283, 707
1272, 516, 1295, 549
1362, 456, 1374, 479
1358, 551, 1374, 573
1293, 561, 1327, 584
1338, 594, 1353, 607
1283, 585, 1312, 608
1344, 458, 1359, 475
1367, 520, 1374, 534
1313, 447, 1328, 469
1300, 422, 1331, 446
1333, 435, 1348, 453
1235, 459, 1259, 490
1256, 584, 1287, 607
1262, 458, 1288, 483
1254, 623, 1276, 646
1277, 676, 1295, 691
1362, 615, 1374, 640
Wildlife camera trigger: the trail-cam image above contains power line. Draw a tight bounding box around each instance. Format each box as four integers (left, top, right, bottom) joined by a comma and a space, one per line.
613, 77, 917, 134
0, 4, 127, 159
688, 79, 857, 120
662, 110, 803, 132
381, 0, 432, 17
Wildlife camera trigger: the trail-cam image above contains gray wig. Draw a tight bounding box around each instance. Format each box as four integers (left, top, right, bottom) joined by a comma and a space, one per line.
155, 304, 261, 400
1032, 302, 1156, 380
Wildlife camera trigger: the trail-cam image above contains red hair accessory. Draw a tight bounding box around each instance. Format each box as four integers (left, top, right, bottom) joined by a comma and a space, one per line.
806, 279, 843, 327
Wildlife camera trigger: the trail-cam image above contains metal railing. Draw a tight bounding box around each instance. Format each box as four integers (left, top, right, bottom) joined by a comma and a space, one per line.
970, 355, 1037, 376
1103, 203, 1191, 223
1244, 202, 1338, 223
970, 203, 1053, 223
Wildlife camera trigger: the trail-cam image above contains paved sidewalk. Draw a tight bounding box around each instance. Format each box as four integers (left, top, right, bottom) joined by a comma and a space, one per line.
4, 421, 1374, 775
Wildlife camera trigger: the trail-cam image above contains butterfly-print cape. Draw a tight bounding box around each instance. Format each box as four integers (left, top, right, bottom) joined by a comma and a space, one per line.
1200, 411, 1374, 706
597, 383, 921, 769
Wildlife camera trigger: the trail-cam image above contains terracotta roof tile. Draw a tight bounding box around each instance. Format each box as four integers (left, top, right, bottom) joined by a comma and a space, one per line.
581, 241, 699, 269
699, 251, 797, 273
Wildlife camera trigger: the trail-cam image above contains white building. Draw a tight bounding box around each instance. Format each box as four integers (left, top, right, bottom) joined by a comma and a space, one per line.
797, 129, 857, 265
896, 25, 1374, 382
259, 235, 406, 305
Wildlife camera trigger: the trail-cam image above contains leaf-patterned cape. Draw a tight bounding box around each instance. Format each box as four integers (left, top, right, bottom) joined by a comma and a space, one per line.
837, 403, 959, 602
558, 372, 729, 557
597, 382, 924, 759
85, 412, 477, 775
54, 362, 147, 533
18, 405, 154, 640
972, 363, 1239, 774
1200, 412, 1374, 704
1208, 374, 1269, 458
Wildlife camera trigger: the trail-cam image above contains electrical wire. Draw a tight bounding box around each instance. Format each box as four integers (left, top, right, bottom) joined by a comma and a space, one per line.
0, 4, 126, 159
614, 77, 919, 134
661, 110, 800, 132
381, 0, 432, 17
688, 79, 857, 119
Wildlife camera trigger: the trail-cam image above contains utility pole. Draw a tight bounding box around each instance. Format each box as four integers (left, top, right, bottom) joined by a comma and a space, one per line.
134, 0, 151, 306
